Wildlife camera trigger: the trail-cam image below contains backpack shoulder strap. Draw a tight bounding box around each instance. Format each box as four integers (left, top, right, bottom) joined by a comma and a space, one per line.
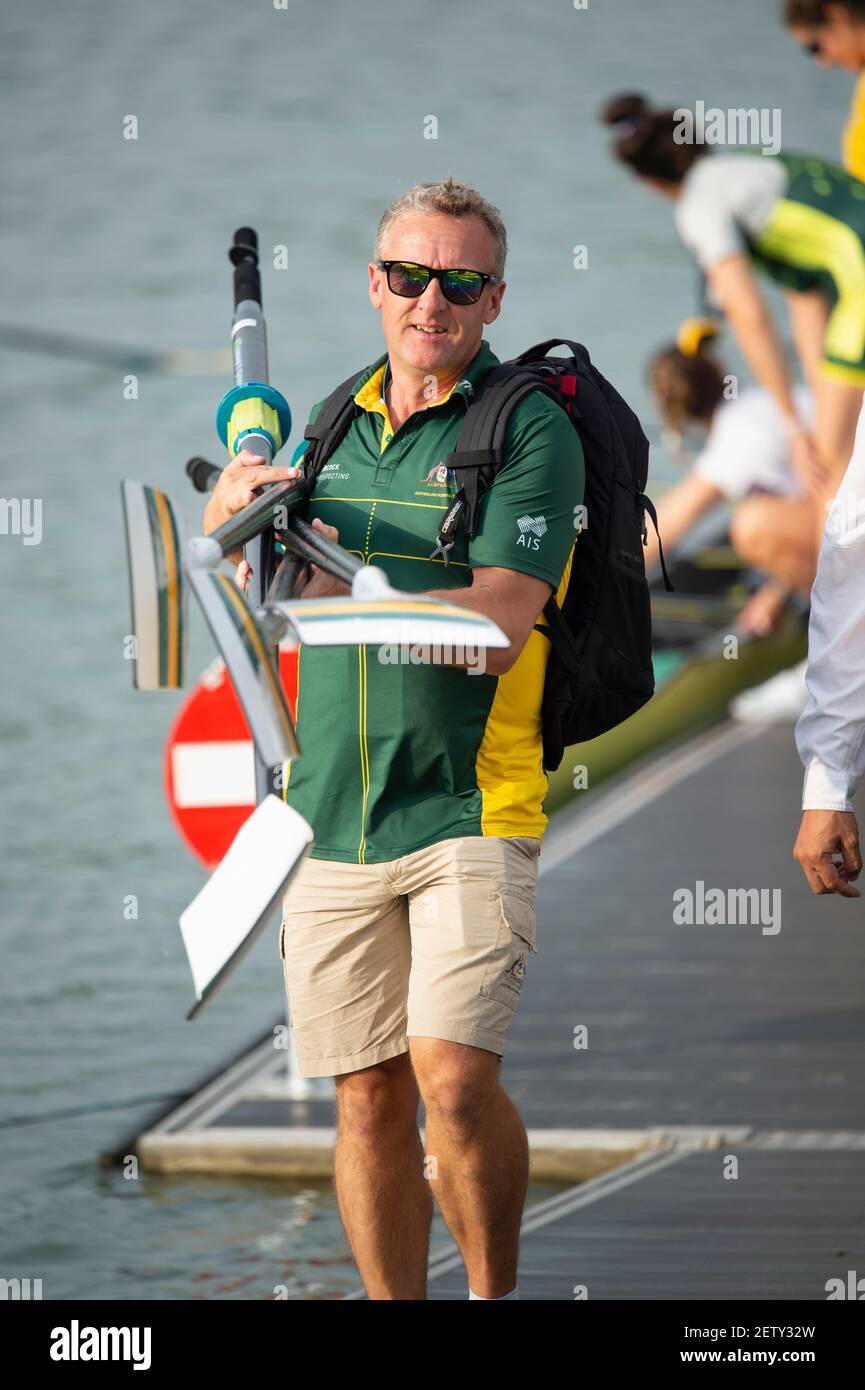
431, 365, 560, 561
300, 368, 366, 493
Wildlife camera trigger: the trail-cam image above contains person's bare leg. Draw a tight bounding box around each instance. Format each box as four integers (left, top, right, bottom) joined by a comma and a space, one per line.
730, 494, 819, 596
410, 1037, 527, 1298
333, 1053, 432, 1300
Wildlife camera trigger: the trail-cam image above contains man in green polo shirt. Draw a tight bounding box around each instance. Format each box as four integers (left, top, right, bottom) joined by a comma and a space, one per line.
204, 177, 584, 1301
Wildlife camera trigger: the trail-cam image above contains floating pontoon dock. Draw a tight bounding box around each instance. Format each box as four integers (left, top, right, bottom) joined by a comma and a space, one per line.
114, 715, 865, 1299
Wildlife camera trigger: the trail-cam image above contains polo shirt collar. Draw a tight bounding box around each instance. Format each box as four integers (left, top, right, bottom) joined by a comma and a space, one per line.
352, 339, 499, 412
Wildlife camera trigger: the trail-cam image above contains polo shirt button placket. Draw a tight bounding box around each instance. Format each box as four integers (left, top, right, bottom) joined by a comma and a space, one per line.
376, 418, 407, 484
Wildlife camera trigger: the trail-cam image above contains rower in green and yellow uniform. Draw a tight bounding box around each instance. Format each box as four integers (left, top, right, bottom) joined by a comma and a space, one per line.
783, 1, 865, 182
600, 91, 865, 561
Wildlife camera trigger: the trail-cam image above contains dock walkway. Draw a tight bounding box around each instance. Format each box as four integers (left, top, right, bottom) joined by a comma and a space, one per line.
128, 720, 865, 1299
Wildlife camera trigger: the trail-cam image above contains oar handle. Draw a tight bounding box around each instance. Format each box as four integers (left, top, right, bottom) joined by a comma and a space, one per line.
186, 456, 222, 493
229, 227, 261, 309
285, 515, 363, 583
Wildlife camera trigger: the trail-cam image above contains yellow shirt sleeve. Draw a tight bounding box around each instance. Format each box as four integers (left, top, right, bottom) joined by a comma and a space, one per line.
843, 71, 865, 182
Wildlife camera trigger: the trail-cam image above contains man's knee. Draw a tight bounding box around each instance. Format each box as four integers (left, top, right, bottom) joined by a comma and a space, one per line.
412, 1041, 501, 1139
335, 1053, 418, 1142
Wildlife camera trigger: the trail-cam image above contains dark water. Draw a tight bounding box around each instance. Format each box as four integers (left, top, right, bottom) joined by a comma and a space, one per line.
0, 0, 850, 1298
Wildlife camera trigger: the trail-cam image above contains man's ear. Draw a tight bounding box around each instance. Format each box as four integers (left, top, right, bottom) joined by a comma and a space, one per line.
368, 261, 384, 309
484, 280, 505, 326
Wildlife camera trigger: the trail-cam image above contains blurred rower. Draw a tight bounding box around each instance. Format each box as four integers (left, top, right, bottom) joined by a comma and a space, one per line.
646, 319, 815, 636
600, 92, 865, 561
783, 0, 865, 179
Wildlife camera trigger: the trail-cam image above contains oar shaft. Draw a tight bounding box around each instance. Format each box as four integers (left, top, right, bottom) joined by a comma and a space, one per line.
283, 515, 362, 584
186, 456, 362, 584
266, 553, 306, 606
214, 228, 293, 806
208, 479, 306, 556
230, 228, 269, 406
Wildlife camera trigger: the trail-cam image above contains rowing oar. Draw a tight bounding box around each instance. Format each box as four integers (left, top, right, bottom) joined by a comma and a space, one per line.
187, 454, 361, 594
0, 322, 231, 375
212, 227, 293, 804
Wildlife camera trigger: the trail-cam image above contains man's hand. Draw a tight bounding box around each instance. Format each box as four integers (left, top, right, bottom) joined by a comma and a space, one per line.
294, 519, 351, 599
793, 808, 862, 896
234, 519, 350, 599
203, 449, 303, 570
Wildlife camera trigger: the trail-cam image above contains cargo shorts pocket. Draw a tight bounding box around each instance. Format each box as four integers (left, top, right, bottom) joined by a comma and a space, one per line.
478, 890, 537, 1011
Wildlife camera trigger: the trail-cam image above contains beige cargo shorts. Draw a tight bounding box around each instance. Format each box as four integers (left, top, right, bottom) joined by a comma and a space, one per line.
279, 834, 540, 1078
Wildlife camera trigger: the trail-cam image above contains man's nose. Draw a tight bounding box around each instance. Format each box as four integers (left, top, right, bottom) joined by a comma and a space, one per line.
417, 277, 449, 312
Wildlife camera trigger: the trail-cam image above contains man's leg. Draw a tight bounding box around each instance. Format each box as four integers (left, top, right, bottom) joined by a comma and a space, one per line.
333, 1053, 432, 1300
410, 1037, 527, 1298
280, 856, 425, 1299
397, 834, 540, 1298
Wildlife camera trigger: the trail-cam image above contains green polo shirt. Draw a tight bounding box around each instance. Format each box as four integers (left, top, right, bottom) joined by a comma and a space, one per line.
282, 338, 585, 863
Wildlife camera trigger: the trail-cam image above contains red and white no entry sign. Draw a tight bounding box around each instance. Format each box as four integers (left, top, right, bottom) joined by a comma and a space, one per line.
164, 651, 299, 867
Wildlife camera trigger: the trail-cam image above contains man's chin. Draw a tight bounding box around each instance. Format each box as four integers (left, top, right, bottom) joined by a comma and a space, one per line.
401, 328, 455, 366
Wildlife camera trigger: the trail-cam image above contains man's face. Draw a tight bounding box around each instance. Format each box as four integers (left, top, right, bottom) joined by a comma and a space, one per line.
368, 211, 505, 378
791, 6, 865, 68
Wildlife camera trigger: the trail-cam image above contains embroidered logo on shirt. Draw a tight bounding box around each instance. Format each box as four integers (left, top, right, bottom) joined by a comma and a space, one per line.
516, 514, 547, 550
423, 462, 455, 486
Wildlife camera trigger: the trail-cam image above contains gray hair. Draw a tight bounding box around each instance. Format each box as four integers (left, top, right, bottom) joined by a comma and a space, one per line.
374, 176, 507, 277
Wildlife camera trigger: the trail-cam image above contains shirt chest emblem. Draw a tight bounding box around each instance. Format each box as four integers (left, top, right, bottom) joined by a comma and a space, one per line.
422, 462, 456, 486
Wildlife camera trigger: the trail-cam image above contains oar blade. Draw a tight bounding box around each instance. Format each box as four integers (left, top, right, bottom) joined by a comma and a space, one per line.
274, 594, 510, 653
121, 479, 189, 691
188, 567, 299, 769
181, 794, 313, 1017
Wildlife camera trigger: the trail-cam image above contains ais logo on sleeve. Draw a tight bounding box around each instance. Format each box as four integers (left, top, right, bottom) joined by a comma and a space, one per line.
516, 514, 547, 550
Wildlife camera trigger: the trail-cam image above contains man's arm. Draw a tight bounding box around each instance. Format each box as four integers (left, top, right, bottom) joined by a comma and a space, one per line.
425, 567, 553, 677
298, 529, 551, 676
299, 389, 583, 675
793, 404, 865, 894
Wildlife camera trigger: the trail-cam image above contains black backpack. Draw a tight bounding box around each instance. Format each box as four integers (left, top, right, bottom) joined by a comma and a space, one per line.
301, 338, 671, 771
